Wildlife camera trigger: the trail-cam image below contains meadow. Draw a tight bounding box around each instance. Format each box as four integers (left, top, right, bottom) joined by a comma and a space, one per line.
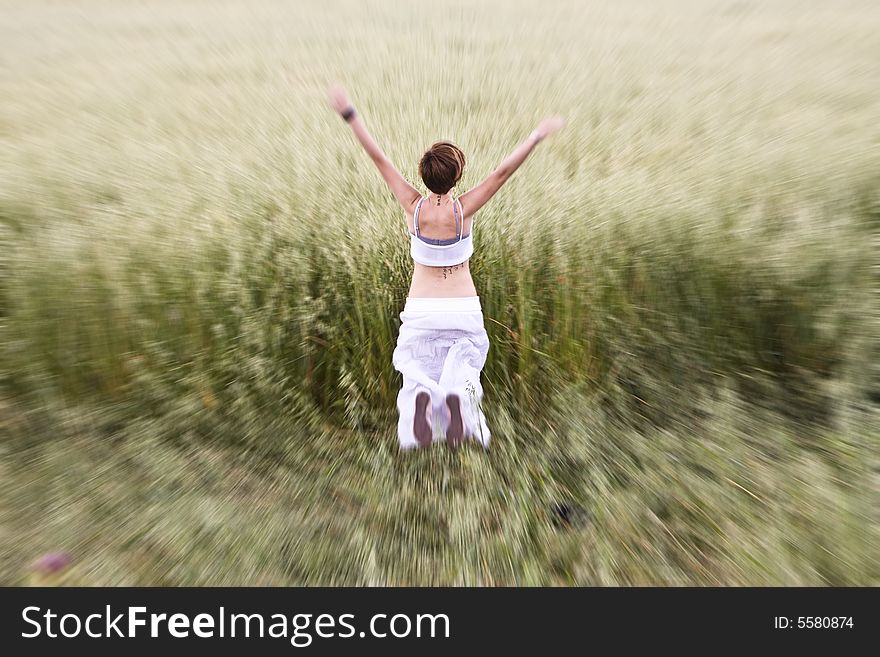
1, 0, 878, 585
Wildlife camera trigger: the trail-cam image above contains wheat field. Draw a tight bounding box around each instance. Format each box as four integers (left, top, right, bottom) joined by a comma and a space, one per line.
1, 0, 878, 585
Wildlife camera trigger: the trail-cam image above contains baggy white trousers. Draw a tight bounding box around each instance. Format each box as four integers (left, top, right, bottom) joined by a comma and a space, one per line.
392, 296, 491, 449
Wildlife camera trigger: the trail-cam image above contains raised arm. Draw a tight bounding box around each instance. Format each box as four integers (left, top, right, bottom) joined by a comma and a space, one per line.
328, 84, 421, 211
459, 116, 564, 217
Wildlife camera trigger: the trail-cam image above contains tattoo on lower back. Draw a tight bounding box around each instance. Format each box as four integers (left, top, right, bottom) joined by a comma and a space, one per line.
440, 263, 465, 280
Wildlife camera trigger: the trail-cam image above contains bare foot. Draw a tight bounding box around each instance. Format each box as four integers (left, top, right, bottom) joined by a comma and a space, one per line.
413, 391, 433, 446
446, 393, 464, 447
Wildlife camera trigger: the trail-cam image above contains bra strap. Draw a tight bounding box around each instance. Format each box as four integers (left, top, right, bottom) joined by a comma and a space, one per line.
453, 198, 462, 241
413, 197, 425, 237
455, 199, 465, 241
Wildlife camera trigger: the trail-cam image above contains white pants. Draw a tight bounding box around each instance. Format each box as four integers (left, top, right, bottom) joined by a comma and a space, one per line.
392, 296, 492, 449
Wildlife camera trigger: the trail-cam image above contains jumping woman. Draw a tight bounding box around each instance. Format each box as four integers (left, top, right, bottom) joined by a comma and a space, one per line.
328, 84, 563, 449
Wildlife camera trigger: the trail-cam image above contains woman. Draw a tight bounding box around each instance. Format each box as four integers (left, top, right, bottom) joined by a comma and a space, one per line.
329, 84, 563, 449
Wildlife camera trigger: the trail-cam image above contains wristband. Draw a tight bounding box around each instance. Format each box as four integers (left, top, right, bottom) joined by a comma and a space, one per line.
341, 106, 356, 122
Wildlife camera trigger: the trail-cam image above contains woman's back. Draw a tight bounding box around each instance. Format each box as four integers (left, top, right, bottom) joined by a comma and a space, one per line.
406, 196, 473, 243
405, 196, 478, 298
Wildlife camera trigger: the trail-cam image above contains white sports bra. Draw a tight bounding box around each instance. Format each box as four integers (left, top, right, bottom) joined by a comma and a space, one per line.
407, 196, 474, 267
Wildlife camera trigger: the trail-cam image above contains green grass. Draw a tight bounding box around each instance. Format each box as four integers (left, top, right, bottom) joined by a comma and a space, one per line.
1, 0, 878, 585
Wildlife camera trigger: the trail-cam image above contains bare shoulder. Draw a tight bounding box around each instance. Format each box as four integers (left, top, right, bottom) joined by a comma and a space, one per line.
403, 194, 423, 216
457, 193, 475, 219
402, 195, 423, 232
458, 182, 492, 212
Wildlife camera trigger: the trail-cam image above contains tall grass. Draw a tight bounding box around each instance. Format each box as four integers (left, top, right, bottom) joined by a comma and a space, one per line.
1, 0, 878, 585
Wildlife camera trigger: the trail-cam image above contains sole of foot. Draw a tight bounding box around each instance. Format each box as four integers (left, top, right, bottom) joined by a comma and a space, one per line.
446, 393, 464, 447
414, 391, 433, 447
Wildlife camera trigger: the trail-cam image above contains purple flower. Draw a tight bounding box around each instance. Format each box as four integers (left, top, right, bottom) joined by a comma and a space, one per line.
32, 552, 72, 574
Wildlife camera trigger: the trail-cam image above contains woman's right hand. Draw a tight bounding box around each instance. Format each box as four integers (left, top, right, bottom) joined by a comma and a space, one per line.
532, 116, 565, 142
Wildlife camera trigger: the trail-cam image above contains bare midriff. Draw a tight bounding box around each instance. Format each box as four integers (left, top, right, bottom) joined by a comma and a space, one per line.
408, 260, 478, 298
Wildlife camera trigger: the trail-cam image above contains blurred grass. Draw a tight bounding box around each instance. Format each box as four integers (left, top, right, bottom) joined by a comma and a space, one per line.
1, 0, 879, 584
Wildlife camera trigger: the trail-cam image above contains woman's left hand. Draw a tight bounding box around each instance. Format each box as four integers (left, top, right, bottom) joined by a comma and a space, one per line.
328, 83, 353, 114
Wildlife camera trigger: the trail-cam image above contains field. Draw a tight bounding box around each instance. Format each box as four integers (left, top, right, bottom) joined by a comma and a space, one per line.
1, 0, 878, 585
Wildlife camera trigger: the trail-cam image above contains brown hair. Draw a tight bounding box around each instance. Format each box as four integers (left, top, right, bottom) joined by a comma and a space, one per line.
418, 141, 465, 194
